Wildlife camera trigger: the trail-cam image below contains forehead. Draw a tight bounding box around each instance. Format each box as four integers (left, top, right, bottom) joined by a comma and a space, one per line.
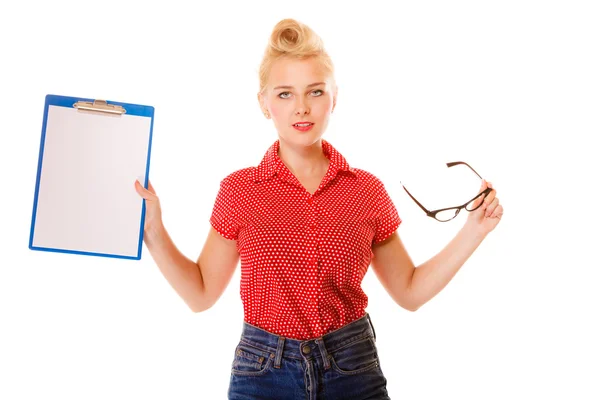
268, 57, 330, 89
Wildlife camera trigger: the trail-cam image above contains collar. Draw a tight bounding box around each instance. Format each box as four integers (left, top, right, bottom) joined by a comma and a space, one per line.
252, 138, 356, 183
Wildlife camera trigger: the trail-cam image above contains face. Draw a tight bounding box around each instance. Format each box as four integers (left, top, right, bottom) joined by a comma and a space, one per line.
258, 57, 337, 148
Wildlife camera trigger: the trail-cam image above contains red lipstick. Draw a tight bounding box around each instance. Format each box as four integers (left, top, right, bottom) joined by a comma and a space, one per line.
292, 121, 314, 132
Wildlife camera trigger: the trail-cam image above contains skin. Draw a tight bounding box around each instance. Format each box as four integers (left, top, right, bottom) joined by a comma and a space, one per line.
258, 57, 337, 180
134, 55, 504, 313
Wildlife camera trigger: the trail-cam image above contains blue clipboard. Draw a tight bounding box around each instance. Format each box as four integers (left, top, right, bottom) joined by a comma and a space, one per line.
29, 94, 154, 260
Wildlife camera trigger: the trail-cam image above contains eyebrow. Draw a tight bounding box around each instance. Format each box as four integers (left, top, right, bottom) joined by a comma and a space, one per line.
273, 82, 326, 91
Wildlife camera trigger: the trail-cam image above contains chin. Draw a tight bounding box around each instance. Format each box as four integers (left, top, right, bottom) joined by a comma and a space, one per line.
283, 130, 323, 146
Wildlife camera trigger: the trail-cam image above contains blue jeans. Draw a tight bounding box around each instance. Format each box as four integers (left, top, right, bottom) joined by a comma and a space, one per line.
227, 312, 391, 399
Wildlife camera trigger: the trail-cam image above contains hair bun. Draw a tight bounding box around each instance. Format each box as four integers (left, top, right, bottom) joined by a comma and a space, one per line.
269, 18, 324, 57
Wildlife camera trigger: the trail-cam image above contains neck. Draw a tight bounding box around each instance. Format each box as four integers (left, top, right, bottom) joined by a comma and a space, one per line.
277, 138, 329, 176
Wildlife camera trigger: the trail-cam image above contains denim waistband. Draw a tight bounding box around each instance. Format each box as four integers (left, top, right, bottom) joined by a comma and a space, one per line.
237, 313, 377, 368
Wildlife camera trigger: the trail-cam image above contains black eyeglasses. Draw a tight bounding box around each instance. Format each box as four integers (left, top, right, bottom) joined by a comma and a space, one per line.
401, 161, 492, 222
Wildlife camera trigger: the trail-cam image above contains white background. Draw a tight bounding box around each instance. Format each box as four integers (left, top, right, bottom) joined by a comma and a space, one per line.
1, 1, 598, 399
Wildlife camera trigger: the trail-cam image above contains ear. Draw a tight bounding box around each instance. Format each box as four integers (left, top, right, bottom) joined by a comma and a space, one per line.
332, 85, 338, 113
257, 92, 265, 113
258, 92, 271, 118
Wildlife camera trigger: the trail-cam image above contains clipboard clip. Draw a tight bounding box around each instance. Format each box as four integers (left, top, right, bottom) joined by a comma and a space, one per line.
73, 99, 126, 115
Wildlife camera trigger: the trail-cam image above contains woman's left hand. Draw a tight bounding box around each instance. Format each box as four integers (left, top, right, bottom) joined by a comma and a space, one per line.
465, 179, 503, 236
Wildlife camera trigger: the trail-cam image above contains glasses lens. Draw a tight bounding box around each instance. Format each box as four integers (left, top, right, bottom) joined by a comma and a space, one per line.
466, 193, 486, 211
435, 208, 459, 222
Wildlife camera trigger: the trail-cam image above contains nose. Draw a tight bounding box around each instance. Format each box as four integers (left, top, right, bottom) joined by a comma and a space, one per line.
295, 97, 310, 115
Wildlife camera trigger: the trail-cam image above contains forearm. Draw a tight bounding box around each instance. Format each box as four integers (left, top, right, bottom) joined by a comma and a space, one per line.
408, 224, 487, 310
144, 223, 206, 312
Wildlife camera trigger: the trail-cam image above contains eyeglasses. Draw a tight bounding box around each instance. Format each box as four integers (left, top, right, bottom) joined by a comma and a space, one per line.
401, 161, 492, 222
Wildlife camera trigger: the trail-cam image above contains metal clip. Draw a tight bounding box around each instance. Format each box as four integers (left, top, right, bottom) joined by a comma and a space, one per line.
73, 99, 126, 115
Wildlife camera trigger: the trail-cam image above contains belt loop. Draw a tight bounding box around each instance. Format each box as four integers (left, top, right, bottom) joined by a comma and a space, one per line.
274, 336, 285, 369
366, 312, 376, 341
315, 338, 331, 370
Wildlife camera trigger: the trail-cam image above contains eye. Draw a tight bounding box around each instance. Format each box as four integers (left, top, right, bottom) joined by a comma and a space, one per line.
277, 89, 324, 99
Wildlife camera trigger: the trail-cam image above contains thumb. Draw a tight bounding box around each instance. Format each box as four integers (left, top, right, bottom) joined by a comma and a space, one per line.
471, 179, 487, 209
479, 179, 487, 192
135, 179, 156, 201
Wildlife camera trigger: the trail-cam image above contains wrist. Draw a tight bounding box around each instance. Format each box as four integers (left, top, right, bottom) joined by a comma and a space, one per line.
461, 220, 488, 242
144, 221, 166, 246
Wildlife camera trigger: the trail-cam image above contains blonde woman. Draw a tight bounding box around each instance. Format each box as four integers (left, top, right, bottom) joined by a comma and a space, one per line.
135, 18, 503, 400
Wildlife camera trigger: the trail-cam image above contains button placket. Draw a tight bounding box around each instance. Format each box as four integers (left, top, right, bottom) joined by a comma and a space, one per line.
306, 197, 319, 266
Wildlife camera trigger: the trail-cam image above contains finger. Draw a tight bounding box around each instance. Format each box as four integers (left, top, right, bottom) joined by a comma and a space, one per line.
480, 178, 496, 191
135, 180, 156, 201
483, 188, 497, 206
470, 193, 485, 210
490, 204, 504, 219
485, 197, 499, 217
473, 179, 488, 205
470, 181, 486, 209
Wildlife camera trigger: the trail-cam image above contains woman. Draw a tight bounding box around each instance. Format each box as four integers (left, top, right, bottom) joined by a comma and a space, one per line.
135, 18, 503, 400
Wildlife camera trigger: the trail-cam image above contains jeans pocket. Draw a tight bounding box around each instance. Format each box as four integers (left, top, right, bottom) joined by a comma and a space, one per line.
231, 340, 273, 376
328, 336, 380, 376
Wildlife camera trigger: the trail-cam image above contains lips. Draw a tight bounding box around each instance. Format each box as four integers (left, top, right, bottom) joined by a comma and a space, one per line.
293, 122, 314, 126
293, 122, 314, 132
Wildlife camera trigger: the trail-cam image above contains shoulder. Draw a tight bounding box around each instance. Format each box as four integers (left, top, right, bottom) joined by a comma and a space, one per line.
348, 167, 397, 208
217, 167, 255, 195
221, 167, 254, 184
348, 167, 386, 189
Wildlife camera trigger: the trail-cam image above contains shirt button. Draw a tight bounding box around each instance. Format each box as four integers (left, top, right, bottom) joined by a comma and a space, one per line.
302, 345, 311, 354
307, 198, 313, 205
310, 225, 316, 231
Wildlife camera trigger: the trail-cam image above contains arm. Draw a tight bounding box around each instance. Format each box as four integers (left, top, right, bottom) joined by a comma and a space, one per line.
145, 224, 239, 313
371, 226, 485, 312
371, 180, 502, 311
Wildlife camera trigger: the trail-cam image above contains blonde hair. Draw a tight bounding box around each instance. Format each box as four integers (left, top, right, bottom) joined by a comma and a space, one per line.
258, 18, 335, 94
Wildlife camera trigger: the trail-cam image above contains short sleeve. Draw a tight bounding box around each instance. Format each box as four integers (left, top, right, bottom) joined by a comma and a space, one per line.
209, 178, 240, 241
372, 180, 402, 245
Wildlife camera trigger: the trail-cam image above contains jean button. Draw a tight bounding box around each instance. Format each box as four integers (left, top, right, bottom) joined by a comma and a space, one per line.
302, 345, 311, 354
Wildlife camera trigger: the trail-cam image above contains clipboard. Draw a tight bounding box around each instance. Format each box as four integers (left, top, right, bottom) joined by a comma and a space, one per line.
29, 94, 155, 260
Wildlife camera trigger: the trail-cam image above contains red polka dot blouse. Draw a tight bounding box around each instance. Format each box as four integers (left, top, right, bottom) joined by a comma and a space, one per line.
210, 139, 401, 340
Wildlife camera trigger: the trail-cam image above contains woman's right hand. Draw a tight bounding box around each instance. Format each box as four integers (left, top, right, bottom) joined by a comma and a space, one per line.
135, 179, 163, 237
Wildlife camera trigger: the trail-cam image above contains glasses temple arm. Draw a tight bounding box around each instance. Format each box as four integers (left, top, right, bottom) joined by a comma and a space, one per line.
446, 161, 483, 179
401, 183, 431, 215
